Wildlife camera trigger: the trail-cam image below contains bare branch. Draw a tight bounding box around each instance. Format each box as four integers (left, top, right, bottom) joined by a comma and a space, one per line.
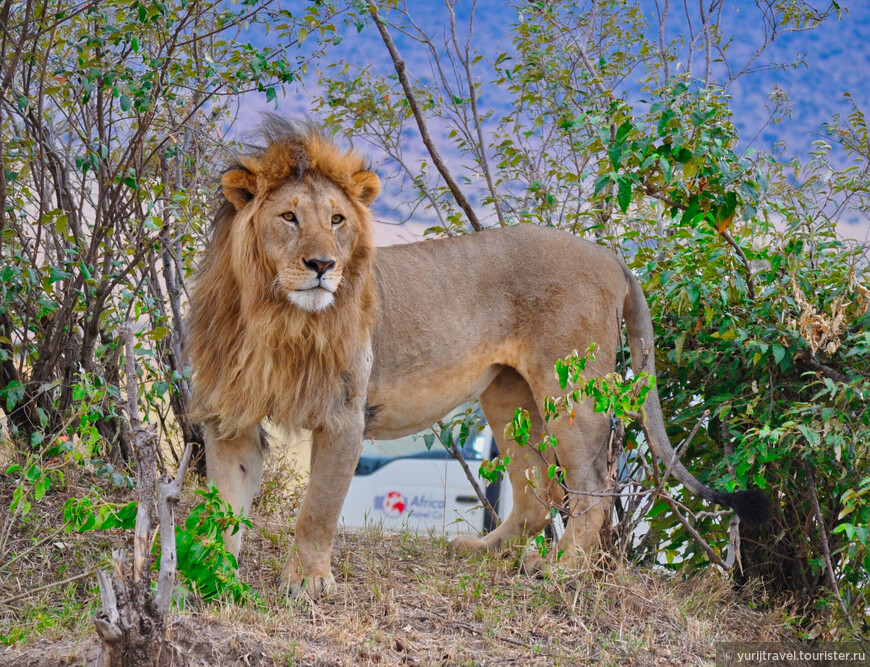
155, 441, 193, 617
795, 350, 853, 384
808, 469, 855, 630
446, 439, 500, 528
719, 228, 757, 301
447, 0, 505, 226
655, 0, 671, 85
368, 1, 483, 231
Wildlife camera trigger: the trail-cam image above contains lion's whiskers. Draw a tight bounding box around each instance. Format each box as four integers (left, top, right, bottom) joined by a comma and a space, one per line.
268, 273, 284, 301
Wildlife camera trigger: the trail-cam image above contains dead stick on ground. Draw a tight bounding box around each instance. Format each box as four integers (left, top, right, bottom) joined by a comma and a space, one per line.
0, 524, 64, 570
0, 567, 98, 606
368, 0, 484, 232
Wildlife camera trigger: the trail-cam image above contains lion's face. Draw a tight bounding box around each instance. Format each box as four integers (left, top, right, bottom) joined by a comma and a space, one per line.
219, 146, 380, 314
256, 178, 362, 312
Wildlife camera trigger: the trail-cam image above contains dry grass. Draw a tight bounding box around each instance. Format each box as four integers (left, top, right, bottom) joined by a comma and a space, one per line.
0, 454, 798, 666
221, 528, 793, 666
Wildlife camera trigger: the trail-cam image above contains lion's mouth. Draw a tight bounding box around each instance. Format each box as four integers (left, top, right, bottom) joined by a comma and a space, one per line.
287, 285, 336, 313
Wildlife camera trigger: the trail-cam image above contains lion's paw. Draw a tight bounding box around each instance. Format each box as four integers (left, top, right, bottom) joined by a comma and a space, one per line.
521, 550, 547, 577
280, 564, 335, 600
449, 534, 488, 554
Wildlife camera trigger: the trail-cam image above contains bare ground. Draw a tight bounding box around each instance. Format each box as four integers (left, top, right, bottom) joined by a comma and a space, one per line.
0, 457, 798, 667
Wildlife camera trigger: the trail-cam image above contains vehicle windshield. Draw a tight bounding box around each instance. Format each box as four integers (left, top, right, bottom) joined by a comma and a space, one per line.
361, 404, 489, 461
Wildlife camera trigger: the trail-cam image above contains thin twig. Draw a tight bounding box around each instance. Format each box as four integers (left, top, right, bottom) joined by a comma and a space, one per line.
0, 525, 65, 570
446, 440, 500, 528
655, 0, 671, 85
807, 469, 855, 630
660, 488, 729, 568
662, 409, 708, 483
447, 0, 505, 226
642, 418, 729, 568
720, 228, 756, 300
0, 567, 97, 606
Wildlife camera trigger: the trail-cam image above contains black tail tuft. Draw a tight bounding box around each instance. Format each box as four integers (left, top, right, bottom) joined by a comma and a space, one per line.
711, 488, 773, 528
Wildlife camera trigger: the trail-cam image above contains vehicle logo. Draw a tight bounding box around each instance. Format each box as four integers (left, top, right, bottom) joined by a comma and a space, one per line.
375, 491, 407, 516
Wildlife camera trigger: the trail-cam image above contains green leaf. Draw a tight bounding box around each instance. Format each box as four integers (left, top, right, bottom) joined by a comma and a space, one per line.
657, 109, 675, 136
615, 121, 632, 143
4, 380, 24, 411
608, 143, 622, 169
617, 177, 632, 213
47, 266, 72, 284
674, 332, 686, 364
771, 344, 786, 365
593, 172, 612, 196
674, 148, 693, 163
423, 433, 435, 451
555, 360, 569, 390
439, 427, 452, 450
120, 94, 132, 112
680, 196, 701, 226
147, 326, 168, 340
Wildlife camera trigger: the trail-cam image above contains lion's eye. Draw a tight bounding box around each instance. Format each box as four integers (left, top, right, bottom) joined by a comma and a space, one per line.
331, 214, 345, 226
282, 211, 297, 224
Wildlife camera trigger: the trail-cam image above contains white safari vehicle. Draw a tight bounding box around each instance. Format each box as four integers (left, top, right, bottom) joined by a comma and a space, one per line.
340, 407, 513, 535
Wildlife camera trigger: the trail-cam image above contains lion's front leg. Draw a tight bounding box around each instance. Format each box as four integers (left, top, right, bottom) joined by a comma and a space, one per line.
280, 418, 364, 598
280, 343, 372, 599
205, 422, 265, 559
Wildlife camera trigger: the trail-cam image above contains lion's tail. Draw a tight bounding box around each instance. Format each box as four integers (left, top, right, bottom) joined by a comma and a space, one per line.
620, 262, 772, 528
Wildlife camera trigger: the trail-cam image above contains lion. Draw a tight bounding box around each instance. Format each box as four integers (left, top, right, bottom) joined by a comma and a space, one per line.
189, 117, 771, 598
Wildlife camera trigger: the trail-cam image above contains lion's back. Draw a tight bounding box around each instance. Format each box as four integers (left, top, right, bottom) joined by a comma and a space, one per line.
373, 224, 626, 311
370, 223, 628, 366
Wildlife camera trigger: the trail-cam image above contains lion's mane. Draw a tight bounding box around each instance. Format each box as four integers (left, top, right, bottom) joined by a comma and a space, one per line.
188, 119, 377, 436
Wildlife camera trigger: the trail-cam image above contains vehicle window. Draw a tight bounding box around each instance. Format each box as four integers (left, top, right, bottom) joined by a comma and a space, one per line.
360, 404, 489, 461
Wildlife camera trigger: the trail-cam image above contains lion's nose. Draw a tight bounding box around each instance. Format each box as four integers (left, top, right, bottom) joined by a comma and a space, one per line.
303, 257, 336, 278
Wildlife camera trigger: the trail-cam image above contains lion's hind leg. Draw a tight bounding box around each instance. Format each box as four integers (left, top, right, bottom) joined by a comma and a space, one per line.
205, 423, 266, 559
538, 400, 612, 570
450, 367, 559, 556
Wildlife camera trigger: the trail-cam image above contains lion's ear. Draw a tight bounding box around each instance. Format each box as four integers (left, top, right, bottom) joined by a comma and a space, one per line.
352, 170, 381, 206
221, 169, 259, 211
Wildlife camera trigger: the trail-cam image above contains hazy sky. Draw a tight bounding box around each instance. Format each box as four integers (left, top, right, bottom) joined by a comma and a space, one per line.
240, 1, 870, 245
